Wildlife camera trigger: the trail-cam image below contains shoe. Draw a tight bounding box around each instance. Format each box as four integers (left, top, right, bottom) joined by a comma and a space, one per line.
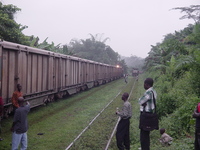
0, 138, 3, 141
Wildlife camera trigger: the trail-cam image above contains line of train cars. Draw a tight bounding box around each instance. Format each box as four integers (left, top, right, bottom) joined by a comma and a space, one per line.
0, 40, 123, 116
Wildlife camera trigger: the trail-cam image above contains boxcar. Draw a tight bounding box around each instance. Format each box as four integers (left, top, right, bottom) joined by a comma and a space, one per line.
0, 40, 123, 116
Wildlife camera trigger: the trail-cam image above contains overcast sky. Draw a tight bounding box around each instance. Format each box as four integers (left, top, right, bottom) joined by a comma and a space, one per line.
2, 0, 199, 58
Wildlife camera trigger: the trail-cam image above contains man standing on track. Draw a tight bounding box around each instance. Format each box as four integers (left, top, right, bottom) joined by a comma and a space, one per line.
116, 92, 132, 150
11, 84, 23, 114
139, 78, 157, 150
11, 97, 30, 150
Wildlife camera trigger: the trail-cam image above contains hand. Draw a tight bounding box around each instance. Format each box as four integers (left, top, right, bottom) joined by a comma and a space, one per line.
116, 111, 118, 115
142, 103, 147, 107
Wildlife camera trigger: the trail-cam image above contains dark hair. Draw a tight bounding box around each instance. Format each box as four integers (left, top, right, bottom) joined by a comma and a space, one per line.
122, 92, 129, 100
160, 128, 165, 134
144, 78, 154, 87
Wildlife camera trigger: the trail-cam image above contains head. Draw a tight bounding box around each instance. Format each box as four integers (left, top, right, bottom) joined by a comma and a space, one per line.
17, 84, 22, 92
18, 97, 24, 106
160, 128, 165, 134
122, 92, 129, 101
144, 78, 154, 90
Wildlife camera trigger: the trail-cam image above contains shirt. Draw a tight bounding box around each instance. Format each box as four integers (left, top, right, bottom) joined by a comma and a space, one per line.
117, 101, 132, 119
11, 91, 23, 108
13, 103, 30, 133
160, 133, 173, 144
139, 87, 157, 112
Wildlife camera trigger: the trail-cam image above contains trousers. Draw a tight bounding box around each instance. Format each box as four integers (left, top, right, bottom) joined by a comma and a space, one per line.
195, 128, 200, 150
12, 131, 27, 150
140, 129, 150, 150
116, 118, 130, 150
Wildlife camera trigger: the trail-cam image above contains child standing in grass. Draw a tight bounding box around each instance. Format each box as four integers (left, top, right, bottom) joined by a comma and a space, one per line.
159, 128, 173, 146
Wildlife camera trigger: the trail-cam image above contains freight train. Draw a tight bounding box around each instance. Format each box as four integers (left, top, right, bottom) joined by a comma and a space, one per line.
0, 40, 123, 116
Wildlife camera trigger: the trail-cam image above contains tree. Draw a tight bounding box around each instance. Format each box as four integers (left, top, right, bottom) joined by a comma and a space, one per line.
0, 2, 29, 45
173, 5, 200, 24
68, 34, 120, 65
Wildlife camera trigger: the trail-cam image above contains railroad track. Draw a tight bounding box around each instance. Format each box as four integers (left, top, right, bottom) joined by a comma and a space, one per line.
1, 77, 138, 150
105, 76, 137, 150
66, 77, 137, 150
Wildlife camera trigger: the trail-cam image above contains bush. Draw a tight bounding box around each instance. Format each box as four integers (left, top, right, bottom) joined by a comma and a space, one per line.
157, 93, 178, 117
167, 96, 199, 137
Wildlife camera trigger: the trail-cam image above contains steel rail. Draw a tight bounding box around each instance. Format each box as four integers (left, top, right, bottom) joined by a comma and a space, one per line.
65, 84, 125, 150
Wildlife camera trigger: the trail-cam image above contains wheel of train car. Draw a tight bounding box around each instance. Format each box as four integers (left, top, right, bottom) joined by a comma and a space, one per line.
4, 105, 13, 118
76, 87, 81, 92
43, 97, 49, 105
102, 80, 106, 84
48, 95, 54, 102
54, 92, 63, 101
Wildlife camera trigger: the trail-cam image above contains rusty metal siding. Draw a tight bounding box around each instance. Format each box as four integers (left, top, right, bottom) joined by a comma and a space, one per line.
0, 40, 123, 109
60, 58, 65, 88
31, 54, 37, 93
48, 56, 53, 90
42, 56, 48, 91
37, 55, 42, 92
2, 50, 11, 103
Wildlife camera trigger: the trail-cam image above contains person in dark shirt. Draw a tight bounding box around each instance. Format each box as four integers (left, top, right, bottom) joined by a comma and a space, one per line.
11, 97, 30, 150
193, 103, 200, 150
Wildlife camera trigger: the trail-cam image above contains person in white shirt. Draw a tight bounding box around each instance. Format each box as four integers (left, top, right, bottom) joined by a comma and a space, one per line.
159, 128, 173, 146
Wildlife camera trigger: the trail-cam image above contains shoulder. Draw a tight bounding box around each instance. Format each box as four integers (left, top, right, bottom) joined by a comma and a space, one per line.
144, 89, 152, 98
163, 133, 170, 137
124, 101, 131, 105
15, 107, 21, 113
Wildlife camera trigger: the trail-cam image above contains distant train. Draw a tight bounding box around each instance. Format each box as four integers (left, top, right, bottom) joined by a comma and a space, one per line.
0, 40, 123, 116
132, 68, 139, 76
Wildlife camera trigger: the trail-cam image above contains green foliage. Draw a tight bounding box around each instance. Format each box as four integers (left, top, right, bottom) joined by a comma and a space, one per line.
68, 35, 120, 65
68, 34, 129, 72
160, 96, 198, 139
0, 2, 29, 45
157, 93, 178, 117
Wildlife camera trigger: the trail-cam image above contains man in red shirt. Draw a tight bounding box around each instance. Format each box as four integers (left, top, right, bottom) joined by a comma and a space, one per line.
11, 84, 23, 114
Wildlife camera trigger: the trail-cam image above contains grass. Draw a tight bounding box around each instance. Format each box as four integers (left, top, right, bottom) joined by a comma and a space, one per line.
0, 77, 129, 150
0, 76, 195, 150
